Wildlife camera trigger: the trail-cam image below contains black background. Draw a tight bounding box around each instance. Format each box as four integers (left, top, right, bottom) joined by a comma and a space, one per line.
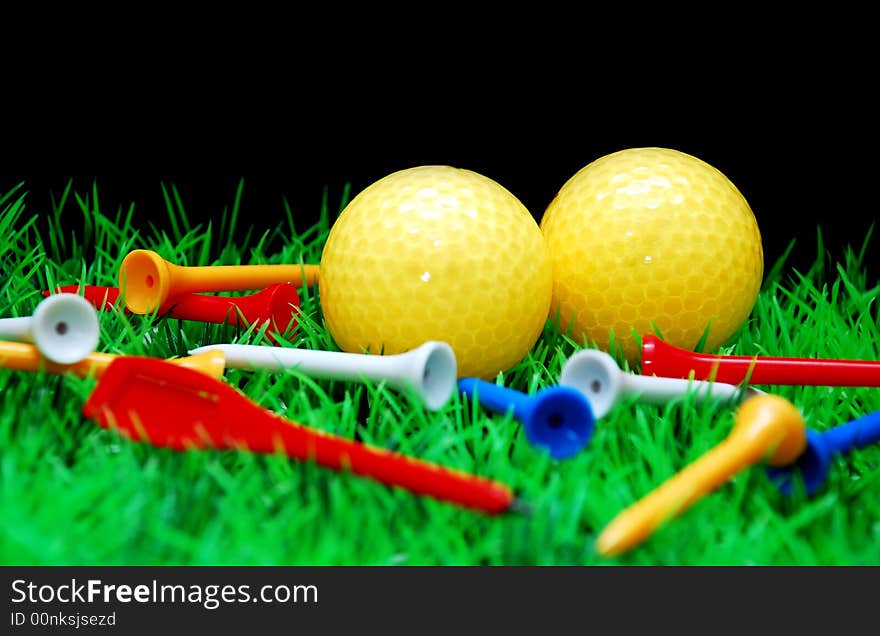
1, 65, 877, 281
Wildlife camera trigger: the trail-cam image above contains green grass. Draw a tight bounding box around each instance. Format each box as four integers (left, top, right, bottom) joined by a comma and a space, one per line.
1, 180, 879, 565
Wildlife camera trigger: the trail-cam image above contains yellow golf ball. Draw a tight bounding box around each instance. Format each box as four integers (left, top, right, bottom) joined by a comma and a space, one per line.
540, 147, 763, 362
319, 165, 553, 379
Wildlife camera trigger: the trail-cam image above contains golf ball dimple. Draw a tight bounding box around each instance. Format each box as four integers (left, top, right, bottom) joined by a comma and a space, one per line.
319, 165, 553, 379
540, 147, 763, 363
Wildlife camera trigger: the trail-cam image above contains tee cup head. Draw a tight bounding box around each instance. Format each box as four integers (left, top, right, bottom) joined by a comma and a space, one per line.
404, 341, 458, 411
119, 250, 173, 314
559, 349, 623, 419
521, 387, 595, 459
266, 284, 301, 334
31, 294, 101, 364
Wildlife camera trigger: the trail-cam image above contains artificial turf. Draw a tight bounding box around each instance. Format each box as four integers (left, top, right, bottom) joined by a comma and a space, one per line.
1, 180, 878, 566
